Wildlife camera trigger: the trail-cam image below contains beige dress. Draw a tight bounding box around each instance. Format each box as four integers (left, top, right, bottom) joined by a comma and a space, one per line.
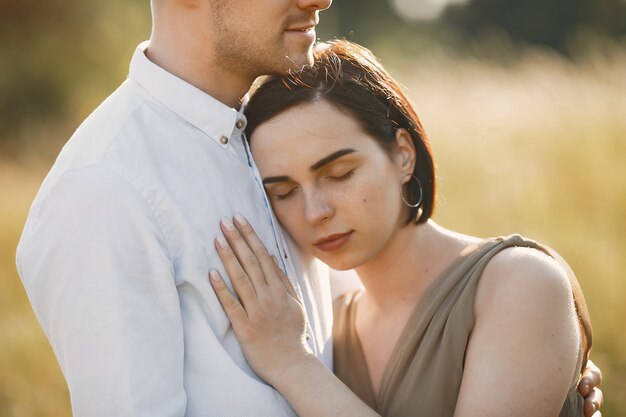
333, 235, 592, 417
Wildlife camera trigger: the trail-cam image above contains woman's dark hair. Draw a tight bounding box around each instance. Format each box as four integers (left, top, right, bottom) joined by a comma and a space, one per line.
245, 40, 436, 224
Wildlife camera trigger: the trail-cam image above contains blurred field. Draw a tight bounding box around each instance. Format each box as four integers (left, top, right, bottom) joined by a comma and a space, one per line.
1, 45, 625, 415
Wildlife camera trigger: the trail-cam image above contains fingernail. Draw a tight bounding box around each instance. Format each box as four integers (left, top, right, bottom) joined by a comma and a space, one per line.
216, 236, 229, 249
234, 213, 247, 226
221, 217, 235, 231
209, 270, 221, 283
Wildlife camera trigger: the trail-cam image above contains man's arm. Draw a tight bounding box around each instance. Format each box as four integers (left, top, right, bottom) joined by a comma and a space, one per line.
17, 165, 186, 416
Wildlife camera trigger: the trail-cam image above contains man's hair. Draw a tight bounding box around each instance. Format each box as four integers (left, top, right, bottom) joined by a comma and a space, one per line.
245, 40, 436, 224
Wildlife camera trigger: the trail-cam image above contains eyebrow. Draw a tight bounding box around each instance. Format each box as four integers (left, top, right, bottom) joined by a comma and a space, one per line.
262, 148, 357, 185
309, 148, 357, 172
263, 175, 292, 185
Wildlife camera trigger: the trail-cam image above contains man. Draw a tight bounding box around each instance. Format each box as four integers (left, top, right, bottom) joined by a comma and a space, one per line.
17, 0, 332, 415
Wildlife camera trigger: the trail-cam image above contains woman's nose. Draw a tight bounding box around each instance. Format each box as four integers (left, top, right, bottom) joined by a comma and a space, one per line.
303, 190, 334, 225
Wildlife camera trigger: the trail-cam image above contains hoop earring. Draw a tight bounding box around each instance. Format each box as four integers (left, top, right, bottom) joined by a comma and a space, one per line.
401, 174, 423, 208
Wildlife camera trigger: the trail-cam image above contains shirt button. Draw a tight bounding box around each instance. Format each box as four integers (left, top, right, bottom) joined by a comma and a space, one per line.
235, 118, 246, 130
219, 135, 229, 145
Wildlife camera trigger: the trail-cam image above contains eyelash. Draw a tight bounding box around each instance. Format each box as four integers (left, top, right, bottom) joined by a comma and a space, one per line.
275, 188, 297, 200
328, 170, 355, 182
273, 170, 356, 201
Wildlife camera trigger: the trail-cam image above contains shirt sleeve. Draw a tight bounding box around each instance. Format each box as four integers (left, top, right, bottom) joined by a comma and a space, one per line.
16, 165, 187, 416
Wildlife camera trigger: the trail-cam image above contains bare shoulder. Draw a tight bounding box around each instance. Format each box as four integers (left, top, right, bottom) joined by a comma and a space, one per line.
475, 245, 575, 318
457, 244, 581, 416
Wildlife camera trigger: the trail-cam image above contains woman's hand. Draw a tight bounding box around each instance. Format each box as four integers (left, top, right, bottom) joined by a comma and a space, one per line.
209, 214, 312, 386
579, 359, 604, 417
210, 215, 380, 417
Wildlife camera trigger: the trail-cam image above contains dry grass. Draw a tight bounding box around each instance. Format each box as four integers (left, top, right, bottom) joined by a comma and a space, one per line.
398, 46, 626, 415
0, 162, 71, 416
1, 46, 625, 415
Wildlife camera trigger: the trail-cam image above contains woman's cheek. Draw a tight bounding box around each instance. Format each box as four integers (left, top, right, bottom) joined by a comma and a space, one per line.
359, 174, 389, 206
274, 203, 305, 245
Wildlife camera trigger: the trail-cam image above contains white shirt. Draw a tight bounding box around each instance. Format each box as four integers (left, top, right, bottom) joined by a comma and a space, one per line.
16, 41, 333, 417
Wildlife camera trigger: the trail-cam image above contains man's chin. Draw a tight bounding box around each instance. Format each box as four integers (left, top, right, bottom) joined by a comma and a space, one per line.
283, 49, 314, 72
259, 49, 313, 77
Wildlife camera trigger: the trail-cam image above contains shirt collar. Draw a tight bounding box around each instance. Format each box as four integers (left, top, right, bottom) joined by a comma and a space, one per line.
129, 41, 246, 149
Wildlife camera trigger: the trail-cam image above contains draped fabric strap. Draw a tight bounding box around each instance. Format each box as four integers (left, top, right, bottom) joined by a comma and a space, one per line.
333, 234, 591, 417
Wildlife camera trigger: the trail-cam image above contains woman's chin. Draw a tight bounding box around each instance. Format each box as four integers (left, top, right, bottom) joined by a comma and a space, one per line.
310, 240, 371, 271
326, 263, 355, 271
318, 254, 362, 271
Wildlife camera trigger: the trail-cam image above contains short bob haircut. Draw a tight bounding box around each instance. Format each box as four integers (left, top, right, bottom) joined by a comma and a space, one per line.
245, 40, 436, 225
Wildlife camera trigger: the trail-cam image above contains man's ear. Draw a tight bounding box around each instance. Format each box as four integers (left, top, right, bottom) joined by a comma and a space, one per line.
394, 128, 417, 180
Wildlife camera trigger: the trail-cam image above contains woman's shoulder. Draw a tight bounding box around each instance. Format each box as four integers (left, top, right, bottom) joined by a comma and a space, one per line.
475, 239, 576, 322
432, 227, 576, 308
446, 229, 572, 291
488, 238, 566, 275
452, 235, 585, 414
465, 237, 584, 396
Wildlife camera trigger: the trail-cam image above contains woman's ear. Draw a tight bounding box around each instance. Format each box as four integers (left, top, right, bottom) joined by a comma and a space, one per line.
394, 128, 417, 180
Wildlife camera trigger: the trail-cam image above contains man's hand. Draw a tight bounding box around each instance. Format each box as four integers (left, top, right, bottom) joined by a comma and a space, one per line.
578, 359, 603, 417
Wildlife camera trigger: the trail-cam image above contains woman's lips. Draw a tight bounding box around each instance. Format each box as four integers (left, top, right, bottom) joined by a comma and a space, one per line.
313, 231, 353, 252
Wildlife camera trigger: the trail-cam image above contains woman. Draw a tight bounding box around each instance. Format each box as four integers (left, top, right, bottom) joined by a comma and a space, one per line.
209, 41, 602, 417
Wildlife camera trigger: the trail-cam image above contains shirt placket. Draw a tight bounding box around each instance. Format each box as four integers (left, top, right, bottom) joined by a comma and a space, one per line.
237, 122, 318, 354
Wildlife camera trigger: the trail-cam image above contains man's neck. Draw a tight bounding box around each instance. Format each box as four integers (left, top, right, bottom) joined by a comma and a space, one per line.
146, 36, 252, 109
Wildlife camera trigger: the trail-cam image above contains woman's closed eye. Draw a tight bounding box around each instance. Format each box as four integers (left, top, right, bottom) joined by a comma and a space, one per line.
326, 169, 355, 182
270, 186, 298, 200
267, 167, 356, 200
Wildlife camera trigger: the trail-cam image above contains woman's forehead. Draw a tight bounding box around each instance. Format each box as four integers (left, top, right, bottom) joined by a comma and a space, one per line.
251, 101, 373, 149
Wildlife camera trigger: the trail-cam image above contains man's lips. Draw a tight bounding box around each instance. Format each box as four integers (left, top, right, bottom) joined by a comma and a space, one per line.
285, 20, 318, 32
313, 231, 353, 252
285, 19, 318, 38
286, 25, 315, 32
